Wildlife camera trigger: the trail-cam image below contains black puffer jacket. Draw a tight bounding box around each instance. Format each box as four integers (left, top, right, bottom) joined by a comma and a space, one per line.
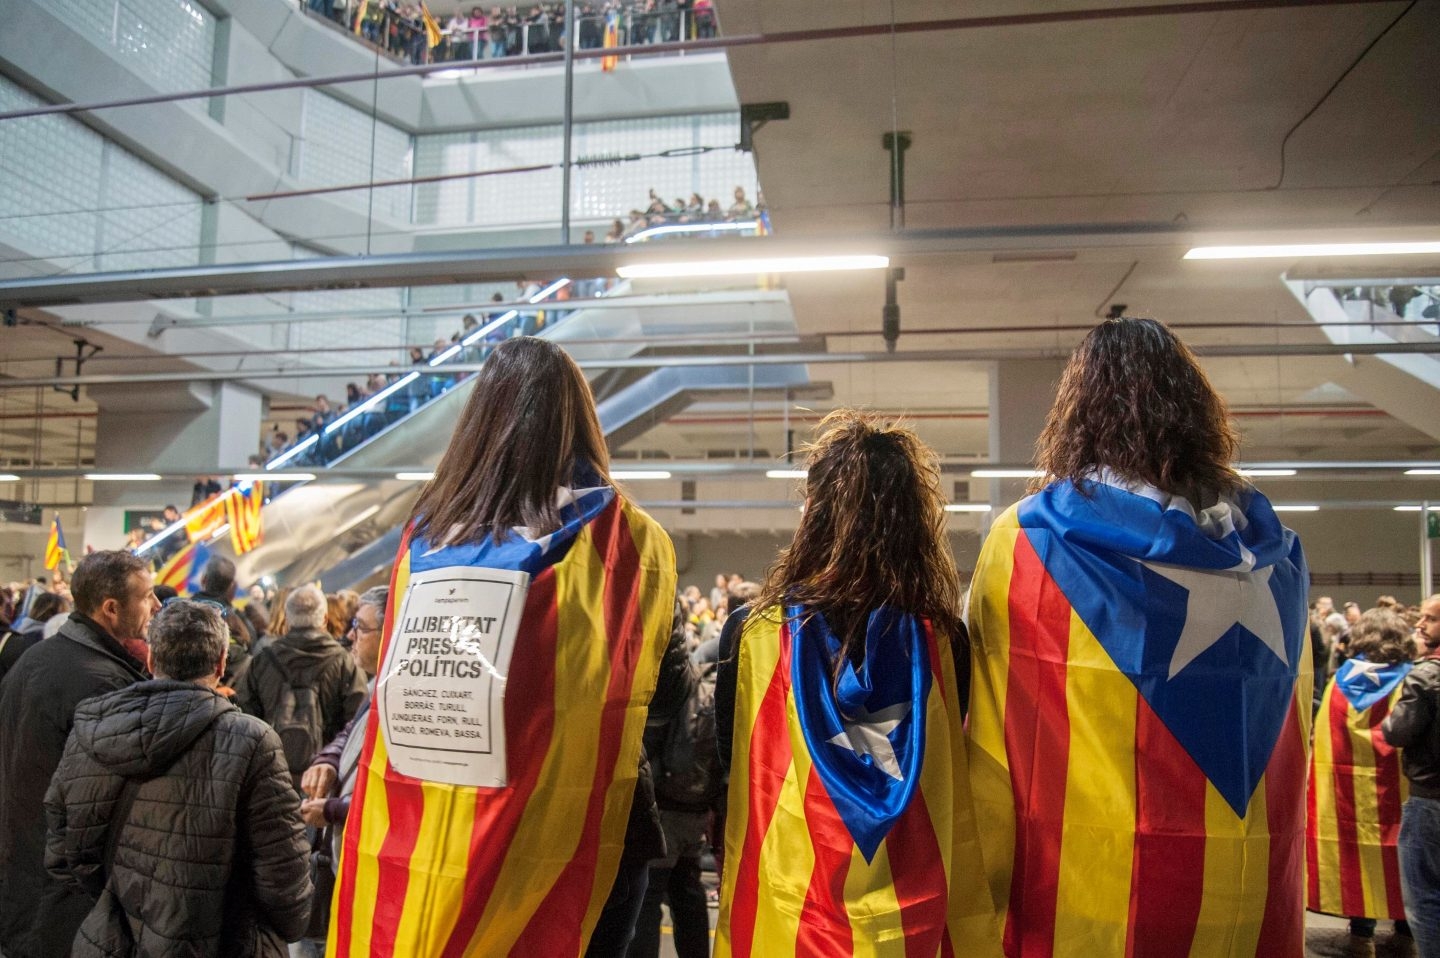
44, 680, 312, 957
0, 612, 148, 958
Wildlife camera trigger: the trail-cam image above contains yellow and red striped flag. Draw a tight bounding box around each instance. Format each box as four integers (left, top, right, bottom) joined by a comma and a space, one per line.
601, 11, 619, 71
155, 540, 210, 596
716, 606, 1002, 957
329, 488, 676, 956
1307, 657, 1411, 920
420, 2, 443, 48
43, 514, 66, 571
185, 491, 228, 543
352, 0, 366, 34
966, 477, 1312, 956
223, 480, 265, 555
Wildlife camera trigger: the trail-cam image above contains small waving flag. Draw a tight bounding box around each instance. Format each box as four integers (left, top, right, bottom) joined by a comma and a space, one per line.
156, 540, 210, 596
224, 480, 265, 555
1307, 656, 1412, 921
329, 484, 677, 956
967, 475, 1312, 956
420, 2, 443, 49
601, 11, 619, 71
715, 606, 1002, 956
43, 514, 67, 571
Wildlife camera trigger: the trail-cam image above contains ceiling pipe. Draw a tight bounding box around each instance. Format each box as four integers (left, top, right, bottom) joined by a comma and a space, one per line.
0, 0, 1395, 124
0, 340, 1437, 390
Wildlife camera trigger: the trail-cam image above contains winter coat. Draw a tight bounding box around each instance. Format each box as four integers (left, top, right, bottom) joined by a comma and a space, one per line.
45, 679, 312, 957
0, 612, 148, 958
235, 626, 367, 786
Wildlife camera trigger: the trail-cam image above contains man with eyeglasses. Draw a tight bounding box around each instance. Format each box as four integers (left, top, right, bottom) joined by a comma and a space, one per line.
299, 586, 388, 849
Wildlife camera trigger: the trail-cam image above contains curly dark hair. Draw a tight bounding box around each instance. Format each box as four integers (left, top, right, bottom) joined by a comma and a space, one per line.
1347, 608, 1415, 665
754, 410, 964, 674
1033, 317, 1241, 497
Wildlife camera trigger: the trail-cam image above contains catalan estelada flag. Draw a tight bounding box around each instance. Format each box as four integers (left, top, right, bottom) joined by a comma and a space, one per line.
715, 605, 1003, 957
329, 482, 676, 956
43, 514, 66, 571
223, 480, 265, 555
601, 11, 619, 71
966, 473, 1312, 957
185, 491, 228, 543
156, 540, 210, 596
1307, 655, 1412, 921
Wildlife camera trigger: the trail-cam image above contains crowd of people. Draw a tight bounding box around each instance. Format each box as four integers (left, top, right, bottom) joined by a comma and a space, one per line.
3, 322, 1440, 958
308, 0, 717, 66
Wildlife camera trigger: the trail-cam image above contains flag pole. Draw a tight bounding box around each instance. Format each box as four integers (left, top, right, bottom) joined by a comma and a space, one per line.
560, 0, 576, 245
1423, 500, 1434, 600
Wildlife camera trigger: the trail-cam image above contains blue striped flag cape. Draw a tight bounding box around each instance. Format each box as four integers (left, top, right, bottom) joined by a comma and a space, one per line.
1334, 656, 1412, 711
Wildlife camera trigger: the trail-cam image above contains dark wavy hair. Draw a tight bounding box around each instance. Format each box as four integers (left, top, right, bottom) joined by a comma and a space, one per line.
755, 411, 964, 674
1033, 317, 1241, 497
410, 337, 610, 546
1348, 609, 1415, 665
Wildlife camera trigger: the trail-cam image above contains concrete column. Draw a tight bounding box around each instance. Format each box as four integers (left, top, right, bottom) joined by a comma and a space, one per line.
987, 359, 1065, 515
82, 381, 263, 551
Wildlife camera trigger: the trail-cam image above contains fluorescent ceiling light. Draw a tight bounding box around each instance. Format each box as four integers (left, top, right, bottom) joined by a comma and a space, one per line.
945, 504, 993, 513
624, 221, 759, 244
617, 254, 889, 279
233, 472, 315, 481
1405, 468, 1440, 476
970, 469, 1044, 479
1272, 505, 1320, 512
766, 469, 808, 480
395, 472, 435, 481
1185, 241, 1440, 260
85, 473, 162, 481
529, 278, 570, 302
611, 470, 673, 480
462, 310, 517, 346
1237, 468, 1297, 477
0, 474, 17, 482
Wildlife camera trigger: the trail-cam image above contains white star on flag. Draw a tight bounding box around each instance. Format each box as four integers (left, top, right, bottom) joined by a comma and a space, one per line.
1141, 561, 1288, 680
1347, 659, 1387, 687
829, 701, 910, 781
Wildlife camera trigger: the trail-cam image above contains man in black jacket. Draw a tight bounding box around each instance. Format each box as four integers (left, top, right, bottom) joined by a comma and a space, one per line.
45, 600, 312, 956
237, 584, 366, 791
0, 550, 157, 958
1383, 594, 1440, 958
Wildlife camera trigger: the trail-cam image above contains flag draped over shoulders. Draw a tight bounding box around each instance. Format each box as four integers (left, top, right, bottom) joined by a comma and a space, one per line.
1307, 656, 1411, 921
966, 472, 1311, 957
716, 604, 1003, 958
329, 485, 676, 957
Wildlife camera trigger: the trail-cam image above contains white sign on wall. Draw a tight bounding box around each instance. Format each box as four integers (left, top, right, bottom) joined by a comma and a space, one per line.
376, 565, 529, 788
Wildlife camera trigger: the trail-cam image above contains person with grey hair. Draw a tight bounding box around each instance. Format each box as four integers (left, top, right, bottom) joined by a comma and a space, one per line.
44, 600, 311, 956
237, 584, 366, 791
0, 550, 157, 958
300, 586, 388, 850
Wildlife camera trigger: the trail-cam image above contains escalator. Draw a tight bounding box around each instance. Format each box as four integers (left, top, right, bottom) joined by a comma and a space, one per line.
229, 282, 814, 589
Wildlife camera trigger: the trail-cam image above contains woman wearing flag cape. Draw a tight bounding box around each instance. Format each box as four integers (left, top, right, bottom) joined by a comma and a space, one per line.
966, 317, 1312, 957
1308, 608, 1417, 958
714, 411, 1004, 957
327, 337, 677, 957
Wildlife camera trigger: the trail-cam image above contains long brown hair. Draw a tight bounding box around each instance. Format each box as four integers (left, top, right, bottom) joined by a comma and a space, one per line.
410, 337, 610, 545
755, 411, 964, 669
1033, 317, 1241, 497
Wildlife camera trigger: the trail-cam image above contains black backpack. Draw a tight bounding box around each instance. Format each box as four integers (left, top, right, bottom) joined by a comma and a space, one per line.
254, 650, 325, 777
653, 662, 725, 809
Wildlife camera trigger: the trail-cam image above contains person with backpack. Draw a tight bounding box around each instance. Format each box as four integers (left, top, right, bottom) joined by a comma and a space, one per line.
44, 599, 311, 956
628, 601, 723, 958
237, 584, 366, 792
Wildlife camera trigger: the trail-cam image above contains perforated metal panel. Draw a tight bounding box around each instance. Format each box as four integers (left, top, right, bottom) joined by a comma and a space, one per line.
70, 0, 216, 95
413, 113, 759, 228
0, 76, 201, 274
299, 91, 414, 222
